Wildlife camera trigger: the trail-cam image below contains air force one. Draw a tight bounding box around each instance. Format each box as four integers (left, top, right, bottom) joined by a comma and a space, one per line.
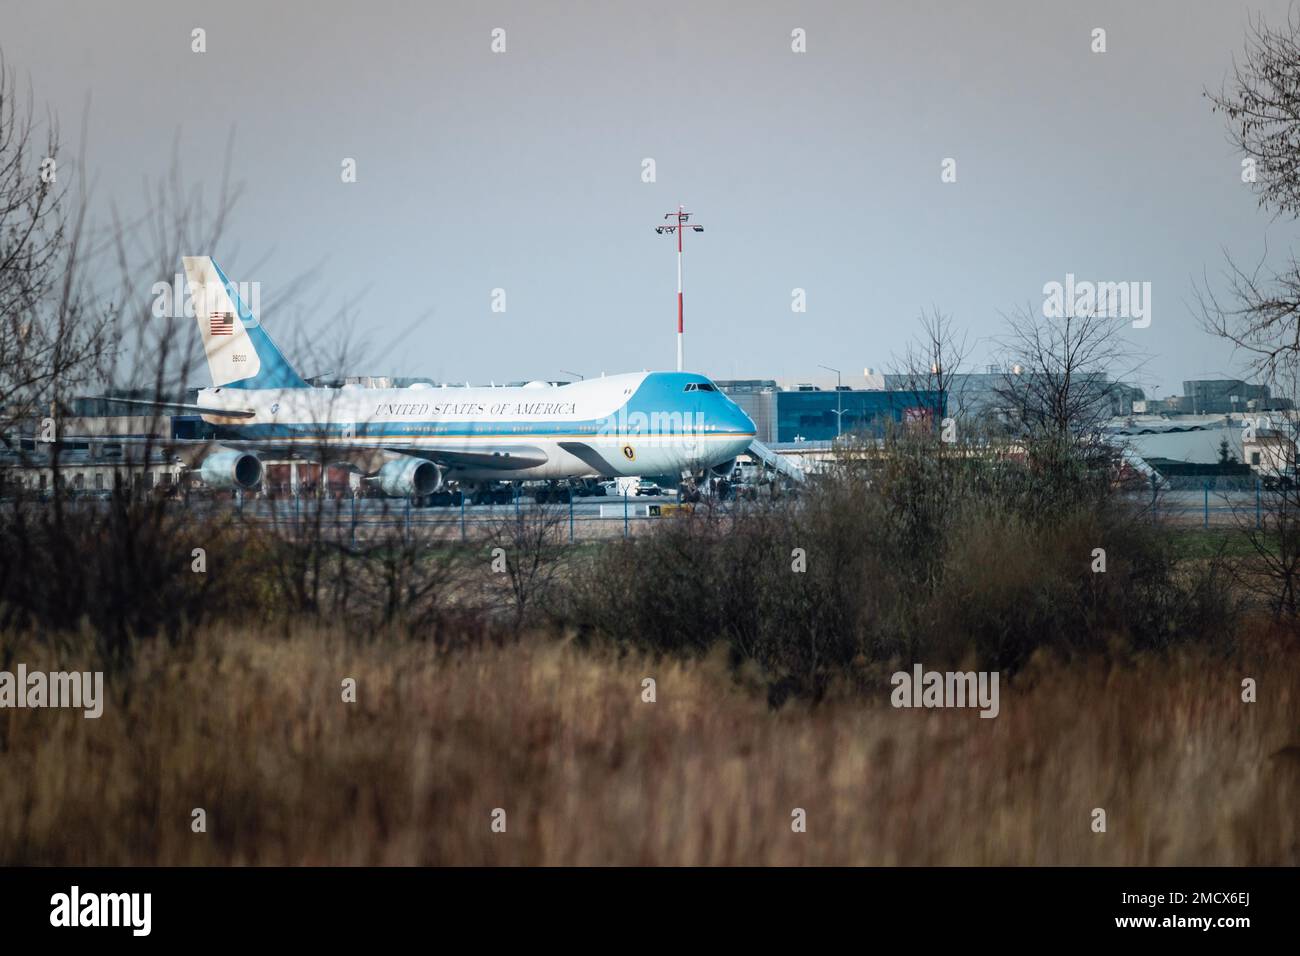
107, 256, 766, 500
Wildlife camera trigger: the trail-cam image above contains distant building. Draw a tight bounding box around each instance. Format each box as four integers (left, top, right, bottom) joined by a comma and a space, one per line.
716, 380, 943, 443
1104, 417, 1246, 467
1142, 379, 1291, 417
1182, 379, 1269, 415
1242, 427, 1296, 475
0, 436, 187, 496
881, 371, 1144, 426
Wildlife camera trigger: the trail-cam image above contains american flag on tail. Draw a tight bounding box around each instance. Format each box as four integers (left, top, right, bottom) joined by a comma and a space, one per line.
209, 311, 235, 336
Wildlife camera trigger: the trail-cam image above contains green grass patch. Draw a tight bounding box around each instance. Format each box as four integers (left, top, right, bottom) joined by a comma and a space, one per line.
1167, 526, 1279, 560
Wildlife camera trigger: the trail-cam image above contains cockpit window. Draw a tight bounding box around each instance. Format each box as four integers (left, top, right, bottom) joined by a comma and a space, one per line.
683, 382, 717, 392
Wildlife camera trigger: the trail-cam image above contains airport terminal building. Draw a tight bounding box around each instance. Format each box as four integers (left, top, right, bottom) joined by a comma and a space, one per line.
715, 379, 945, 444
717, 369, 1147, 445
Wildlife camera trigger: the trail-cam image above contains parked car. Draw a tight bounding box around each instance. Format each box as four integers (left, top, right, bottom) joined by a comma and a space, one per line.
1262, 467, 1298, 490
635, 480, 662, 496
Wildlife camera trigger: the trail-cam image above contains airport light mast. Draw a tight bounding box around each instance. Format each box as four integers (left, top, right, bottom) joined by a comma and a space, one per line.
819, 364, 844, 438
655, 206, 704, 372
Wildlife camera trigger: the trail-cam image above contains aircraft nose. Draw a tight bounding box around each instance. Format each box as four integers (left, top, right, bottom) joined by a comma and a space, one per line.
716, 395, 756, 437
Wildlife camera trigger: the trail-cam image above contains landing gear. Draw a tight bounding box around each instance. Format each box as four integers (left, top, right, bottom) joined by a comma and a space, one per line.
534, 481, 572, 504
470, 483, 514, 506
412, 487, 464, 508
575, 477, 606, 497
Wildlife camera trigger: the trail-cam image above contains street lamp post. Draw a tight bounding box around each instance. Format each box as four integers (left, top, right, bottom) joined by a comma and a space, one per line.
655, 206, 705, 372
820, 364, 844, 438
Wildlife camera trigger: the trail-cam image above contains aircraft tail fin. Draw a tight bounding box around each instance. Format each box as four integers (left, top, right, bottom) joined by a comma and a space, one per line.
181, 256, 309, 389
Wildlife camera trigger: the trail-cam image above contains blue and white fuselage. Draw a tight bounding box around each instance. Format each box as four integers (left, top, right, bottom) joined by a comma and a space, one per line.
196, 371, 756, 482
177, 257, 755, 493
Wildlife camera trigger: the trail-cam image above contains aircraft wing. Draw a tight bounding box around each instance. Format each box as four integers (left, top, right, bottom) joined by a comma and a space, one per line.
91, 437, 546, 470
403, 445, 550, 470
212, 441, 551, 472
69, 436, 550, 473
74, 396, 257, 419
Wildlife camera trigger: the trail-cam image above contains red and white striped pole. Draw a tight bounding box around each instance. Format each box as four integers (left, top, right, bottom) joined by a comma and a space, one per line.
676, 208, 684, 371
656, 206, 704, 372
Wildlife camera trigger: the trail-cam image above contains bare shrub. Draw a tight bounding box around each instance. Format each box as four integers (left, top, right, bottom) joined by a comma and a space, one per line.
564, 435, 1239, 698
482, 502, 569, 631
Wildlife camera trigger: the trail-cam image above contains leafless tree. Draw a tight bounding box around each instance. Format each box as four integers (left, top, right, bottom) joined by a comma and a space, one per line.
1213, 366, 1300, 620
0, 58, 107, 440
1195, 245, 1300, 385
995, 306, 1135, 446
889, 308, 971, 409
1233, 484, 1300, 619
485, 501, 568, 630
1199, 12, 1300, 618
1199, 11, 1300, 384
870, 310, 976, 570
1207, 9, 1300, 220
988, 305, 1151, 519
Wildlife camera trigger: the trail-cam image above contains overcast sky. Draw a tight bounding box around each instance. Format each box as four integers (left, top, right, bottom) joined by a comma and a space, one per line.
3, 0, 1297, 397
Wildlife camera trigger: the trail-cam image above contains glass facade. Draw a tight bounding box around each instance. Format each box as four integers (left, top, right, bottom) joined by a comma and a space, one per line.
774, 390, 945, 442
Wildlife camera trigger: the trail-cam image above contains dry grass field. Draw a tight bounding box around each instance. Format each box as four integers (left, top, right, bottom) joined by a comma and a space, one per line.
1, 623, 1296, 865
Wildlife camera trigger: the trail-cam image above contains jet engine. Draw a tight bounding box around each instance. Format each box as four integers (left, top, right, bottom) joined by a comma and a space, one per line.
378, 456, 442, 497
199, 449, 263, 490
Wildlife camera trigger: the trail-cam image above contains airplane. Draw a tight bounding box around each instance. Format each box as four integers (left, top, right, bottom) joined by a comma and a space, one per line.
92, 256, 763, 502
